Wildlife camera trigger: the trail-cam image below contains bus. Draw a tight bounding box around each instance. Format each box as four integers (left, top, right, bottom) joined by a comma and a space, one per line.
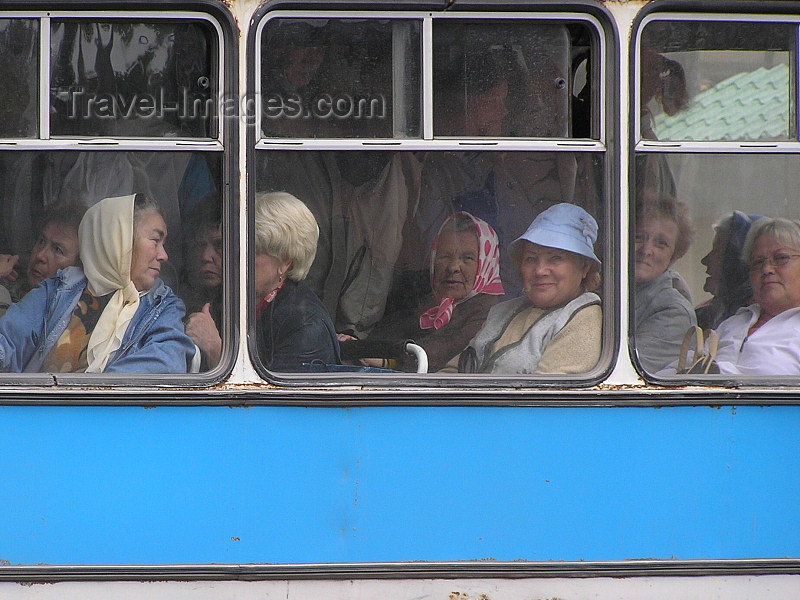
0, 0, 798, 597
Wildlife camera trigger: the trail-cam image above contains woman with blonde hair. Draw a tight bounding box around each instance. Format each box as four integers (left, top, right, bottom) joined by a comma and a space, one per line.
254, 191, 339, 371
633, 198, 696, 373
0, 194, 195, 373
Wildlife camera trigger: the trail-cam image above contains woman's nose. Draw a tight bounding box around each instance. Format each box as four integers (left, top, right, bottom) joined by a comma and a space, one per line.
533, 261, 549, 275
444, 259, 461, 273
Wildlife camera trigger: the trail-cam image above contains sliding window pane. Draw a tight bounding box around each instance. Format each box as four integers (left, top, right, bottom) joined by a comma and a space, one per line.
50, 20, 218, 138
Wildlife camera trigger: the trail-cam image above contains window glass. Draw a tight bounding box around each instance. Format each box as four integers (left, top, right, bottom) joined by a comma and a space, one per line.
633, 18, 800, 380
639, 20, 796, 142
0, 19, 38, 138
254, 15, 608, 380
255, 149, 605, 376
0, 10, 228, 379
434, 20, 597, 138
260, 18, 420, 139
50, 20, 218, 138
0, 150, 222, 374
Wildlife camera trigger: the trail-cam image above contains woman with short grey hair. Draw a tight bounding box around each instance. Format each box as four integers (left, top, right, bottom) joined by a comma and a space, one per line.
680, 216, 800, 375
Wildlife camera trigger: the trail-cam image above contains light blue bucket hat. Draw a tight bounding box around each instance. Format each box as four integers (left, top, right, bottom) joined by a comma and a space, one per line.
510, 203, 600, 264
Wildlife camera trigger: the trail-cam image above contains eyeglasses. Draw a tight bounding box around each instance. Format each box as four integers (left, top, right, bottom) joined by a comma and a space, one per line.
748, 253, 800, 272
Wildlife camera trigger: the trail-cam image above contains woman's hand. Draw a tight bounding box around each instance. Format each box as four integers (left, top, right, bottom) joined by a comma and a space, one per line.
358, 357, 385, 368
185, 303, 221, 367
336, 333, 385, 367
0, 254, 19, 283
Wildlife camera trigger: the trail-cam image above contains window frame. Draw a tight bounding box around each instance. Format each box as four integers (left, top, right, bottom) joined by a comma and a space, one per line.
0, 0, 238, 388
249, 3, 620, 389
630, 5, 800, 387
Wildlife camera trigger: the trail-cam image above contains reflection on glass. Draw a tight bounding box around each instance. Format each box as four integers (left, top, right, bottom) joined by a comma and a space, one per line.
50, 21, 217, 138
433, 20, 595, 138
260, 18, 421, 139
0, 150, 222, 373
640, 20, 795, 142
0, 19, 38, 138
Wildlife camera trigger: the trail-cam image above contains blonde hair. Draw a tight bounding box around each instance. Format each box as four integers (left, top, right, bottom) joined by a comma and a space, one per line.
254, 191, 318, 281
637, 198, 694, 262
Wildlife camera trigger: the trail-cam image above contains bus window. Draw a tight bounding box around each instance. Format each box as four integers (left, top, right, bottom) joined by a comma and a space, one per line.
0, 11, 229, 380
259, 18, 420, 139
254, 13, 612, 382
50, 20, 218, 138
633, 16, 800, 381
433, 20, 595, 138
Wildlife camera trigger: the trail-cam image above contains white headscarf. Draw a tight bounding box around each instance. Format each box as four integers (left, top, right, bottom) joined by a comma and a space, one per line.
78, 194, 142, 373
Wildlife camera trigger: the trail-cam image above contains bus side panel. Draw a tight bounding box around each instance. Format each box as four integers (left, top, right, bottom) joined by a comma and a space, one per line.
1, 576, 800, 599
0, 405, 797, 564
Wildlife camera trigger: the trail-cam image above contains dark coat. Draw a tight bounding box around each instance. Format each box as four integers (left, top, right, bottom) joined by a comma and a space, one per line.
367, 292, 501, 372
257, 279, 340, 372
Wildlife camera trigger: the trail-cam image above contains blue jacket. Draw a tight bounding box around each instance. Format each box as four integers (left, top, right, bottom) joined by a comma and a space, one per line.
0, 266, 196, 373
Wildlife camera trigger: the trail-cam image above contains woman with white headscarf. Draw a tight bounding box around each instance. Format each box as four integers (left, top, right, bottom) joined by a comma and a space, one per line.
0, 194, 195, 373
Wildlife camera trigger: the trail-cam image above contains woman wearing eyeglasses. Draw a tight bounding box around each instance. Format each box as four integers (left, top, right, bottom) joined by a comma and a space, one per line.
711, 217, 800, 374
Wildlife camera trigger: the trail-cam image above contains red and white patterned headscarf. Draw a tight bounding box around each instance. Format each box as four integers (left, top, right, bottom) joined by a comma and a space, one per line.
419, 211, 504, 330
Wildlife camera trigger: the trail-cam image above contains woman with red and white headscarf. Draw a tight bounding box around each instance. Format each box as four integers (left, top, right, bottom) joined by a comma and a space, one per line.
343, 211, 504, 372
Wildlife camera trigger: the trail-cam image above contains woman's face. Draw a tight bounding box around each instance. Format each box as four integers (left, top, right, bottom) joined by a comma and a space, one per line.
255, 252, 290, 300
749, 233, 800, 317
700, 227, 728, 295
634, 215, 678, 284
518, 242, 590, 309
194, 226, 223, 289
130, 211, 168, 292
432, 228, 479, 302
26, 222, 80, 288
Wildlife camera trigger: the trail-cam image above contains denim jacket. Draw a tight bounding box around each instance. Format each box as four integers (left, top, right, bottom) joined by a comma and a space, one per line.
0, 266, 196, 373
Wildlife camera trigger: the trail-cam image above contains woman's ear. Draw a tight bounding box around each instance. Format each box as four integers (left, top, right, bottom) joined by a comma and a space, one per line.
278, 259, 292, 280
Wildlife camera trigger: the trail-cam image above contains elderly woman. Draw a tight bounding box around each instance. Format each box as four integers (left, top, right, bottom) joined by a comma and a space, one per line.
444, 203, 602, 374
706, 217, 800, 375
0, 194, 195, 373
695, 211, 761, 330
255, 191, 340, 372
633, 199, 696, 373
344, 211, 504, 372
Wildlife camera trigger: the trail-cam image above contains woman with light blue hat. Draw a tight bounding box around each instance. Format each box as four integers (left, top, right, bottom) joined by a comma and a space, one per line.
442, 202, 602, 374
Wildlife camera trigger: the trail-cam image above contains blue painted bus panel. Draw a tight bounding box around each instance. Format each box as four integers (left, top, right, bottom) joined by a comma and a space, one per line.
0, 405, 797, 565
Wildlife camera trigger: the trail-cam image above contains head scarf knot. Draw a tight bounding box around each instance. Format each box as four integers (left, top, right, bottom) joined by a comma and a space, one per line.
419, 211, 504, 330
79, 194, 142, 373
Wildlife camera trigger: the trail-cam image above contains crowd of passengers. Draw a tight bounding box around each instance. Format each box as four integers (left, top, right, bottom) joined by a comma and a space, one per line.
0, 181, 795, 377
